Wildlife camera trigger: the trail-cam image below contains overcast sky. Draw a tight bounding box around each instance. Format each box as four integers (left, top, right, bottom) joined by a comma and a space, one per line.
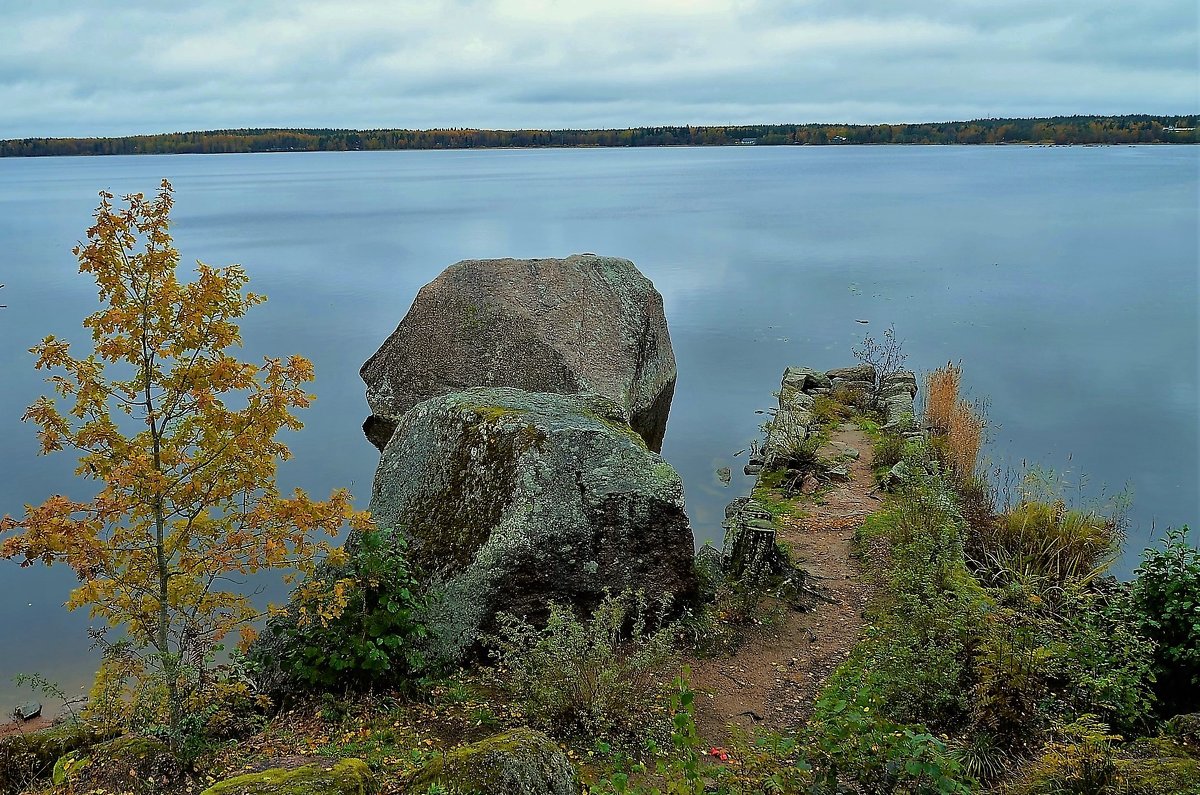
2, 0, 1197, 138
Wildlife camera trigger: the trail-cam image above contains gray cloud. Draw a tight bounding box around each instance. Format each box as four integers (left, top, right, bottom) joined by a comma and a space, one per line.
0, 0, 1195, 137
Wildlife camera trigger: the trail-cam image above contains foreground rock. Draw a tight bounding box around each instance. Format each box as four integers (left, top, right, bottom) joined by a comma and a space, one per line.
361, 254, 677, 452
405, 728, 577, 795
368, 388, 697, 665
0, 721, 114, 795
201, 758, 375, 795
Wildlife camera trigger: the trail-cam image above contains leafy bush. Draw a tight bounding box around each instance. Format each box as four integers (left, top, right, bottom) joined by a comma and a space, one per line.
821, 466, 987, 736
1008, 717, 1200, 795
255, 529, 429, 693
489, 590, 678, 741
1129, 526, 1200, 715
807, 690, 972, 794
1045, 586, 1157, 734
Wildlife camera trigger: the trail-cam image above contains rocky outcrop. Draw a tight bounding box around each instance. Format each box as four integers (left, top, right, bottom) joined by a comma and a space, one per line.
360, 254, 677, 452
825, 364, 876, 384
200, 758, 376, 795
367, 387, 697, 666
879, 370, 918, 431
405, 728, 577, 795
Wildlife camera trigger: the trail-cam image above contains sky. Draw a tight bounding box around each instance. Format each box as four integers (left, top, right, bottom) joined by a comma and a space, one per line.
1, 0, 1197, 138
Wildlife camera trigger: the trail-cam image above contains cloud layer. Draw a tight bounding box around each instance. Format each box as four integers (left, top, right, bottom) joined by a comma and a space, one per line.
2, 0, 1196, 137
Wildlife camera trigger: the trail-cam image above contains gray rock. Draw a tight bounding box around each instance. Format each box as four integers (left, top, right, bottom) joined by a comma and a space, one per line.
405, 728, 577, 795
826, 364, 876, 383
782, 366, 832, 392
833, 444, 861, 461
882, 460, 912, 490
724, 496, 751, 521
779, 390, 816, 412
716, 466, 732, 485
827, 464, 851, 481
800, 474, 820, 495
361, 254, 677, 452
830, 378, 876, 394
882, 370, 917, 389
879, 382, 916, 400
882, 393, 917, 431
367, 388, 696, 666
744, 463, 762, 476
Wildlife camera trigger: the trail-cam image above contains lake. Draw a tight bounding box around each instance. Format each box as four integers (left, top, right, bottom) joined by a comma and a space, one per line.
1, 145, 1196, 711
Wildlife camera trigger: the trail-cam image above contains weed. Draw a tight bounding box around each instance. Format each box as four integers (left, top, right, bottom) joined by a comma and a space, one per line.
489, 590, 678, 742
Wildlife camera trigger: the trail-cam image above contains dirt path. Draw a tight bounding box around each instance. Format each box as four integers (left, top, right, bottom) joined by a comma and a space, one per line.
689, 424, 879, 746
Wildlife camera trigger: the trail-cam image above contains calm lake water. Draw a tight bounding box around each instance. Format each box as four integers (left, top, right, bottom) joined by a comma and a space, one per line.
1, 146, 1197, 710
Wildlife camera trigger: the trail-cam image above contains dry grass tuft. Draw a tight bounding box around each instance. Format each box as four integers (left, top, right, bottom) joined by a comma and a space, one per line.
947, 400, 985, 481
923, 363, 985, 482
924, 362, 961, 434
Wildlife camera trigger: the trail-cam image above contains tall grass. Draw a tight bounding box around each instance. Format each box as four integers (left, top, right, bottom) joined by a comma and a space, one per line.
924, 362, 961, 434
946, 400, 985, 481
923, 363, 986, 482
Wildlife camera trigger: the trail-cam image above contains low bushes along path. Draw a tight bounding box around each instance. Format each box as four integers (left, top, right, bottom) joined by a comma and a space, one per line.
688, 423, 879, 746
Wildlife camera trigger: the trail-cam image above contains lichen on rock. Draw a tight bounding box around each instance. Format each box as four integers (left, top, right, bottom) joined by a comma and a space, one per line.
367, 387, 697, 667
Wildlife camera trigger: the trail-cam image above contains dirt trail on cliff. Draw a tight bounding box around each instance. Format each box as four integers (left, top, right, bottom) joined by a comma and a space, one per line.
688, 424, 879, 746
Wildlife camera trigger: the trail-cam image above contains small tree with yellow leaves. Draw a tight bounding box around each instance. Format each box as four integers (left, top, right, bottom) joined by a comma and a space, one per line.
0, 181, 370, 748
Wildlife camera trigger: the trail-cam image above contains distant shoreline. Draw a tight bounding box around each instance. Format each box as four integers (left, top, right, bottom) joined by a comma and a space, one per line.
3, 114, 1196, 157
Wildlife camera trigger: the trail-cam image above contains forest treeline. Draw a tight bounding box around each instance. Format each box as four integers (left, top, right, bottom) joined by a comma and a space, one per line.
2, 114, 1196, 156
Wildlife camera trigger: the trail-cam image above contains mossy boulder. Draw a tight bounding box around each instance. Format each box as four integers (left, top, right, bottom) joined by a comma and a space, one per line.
360, 254, 677, 453
0, 721, 114, 794
405, 728, 577, 795
1166, 712, 1200, 746
200, 758, 376, 795
59, 735, 181, 793
368, 388, 697, 666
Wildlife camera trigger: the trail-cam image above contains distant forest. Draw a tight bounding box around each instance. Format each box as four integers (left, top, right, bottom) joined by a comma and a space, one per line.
2, 115, 1196, 157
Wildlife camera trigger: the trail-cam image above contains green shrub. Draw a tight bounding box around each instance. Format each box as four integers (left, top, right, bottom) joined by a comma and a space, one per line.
489, 590, 678, 741
1129, 526, 1200, 715
256, 529, 429, 693
807, 690, 972, 794
1045, 586, 1157, 734
872, 431, 907, 473
812, 392, 851, 424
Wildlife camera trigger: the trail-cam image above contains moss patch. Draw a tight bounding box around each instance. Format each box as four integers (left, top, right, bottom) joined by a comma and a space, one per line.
200, 758, 376, 795
405, 728, 577, 795
0, 721, 114, 795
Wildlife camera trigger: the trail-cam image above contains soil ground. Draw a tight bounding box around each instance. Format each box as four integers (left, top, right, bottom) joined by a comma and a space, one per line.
688, 423, 880, 747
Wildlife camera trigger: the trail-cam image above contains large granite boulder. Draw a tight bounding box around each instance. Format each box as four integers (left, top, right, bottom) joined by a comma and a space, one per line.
360, 254, 677, 452
368, 387, 697, 666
